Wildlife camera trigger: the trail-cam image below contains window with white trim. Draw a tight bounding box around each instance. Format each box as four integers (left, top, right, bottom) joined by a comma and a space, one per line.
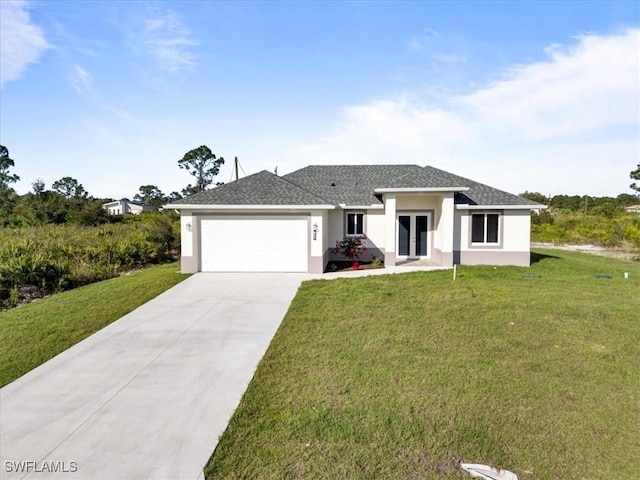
471, 213, 499, 244
346, 212, 364, 236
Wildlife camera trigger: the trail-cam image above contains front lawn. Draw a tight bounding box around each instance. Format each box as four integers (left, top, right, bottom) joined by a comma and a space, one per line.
205, 249, 640, 479
0, 262, 188, 387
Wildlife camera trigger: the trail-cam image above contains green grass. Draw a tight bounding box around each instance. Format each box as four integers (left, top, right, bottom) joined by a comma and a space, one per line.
205, 250, 640, 480
0, 262, 189, 387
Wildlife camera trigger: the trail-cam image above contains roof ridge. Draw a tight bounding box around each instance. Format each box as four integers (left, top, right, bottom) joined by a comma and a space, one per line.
272, 170, 334, 204
300, 164, 421, 167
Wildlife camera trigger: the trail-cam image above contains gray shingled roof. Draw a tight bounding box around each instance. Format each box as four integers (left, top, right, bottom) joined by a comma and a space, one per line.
170, 170, 331, 205
376, 167, 468, 189
421, 166, 537, 206
173, 165, 538, 207
283, 165, 425, 205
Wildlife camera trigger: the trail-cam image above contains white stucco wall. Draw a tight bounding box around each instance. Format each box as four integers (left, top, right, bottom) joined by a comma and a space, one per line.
364, 209, 386, 252
439, 194, 454, 263
384, 194, 397, 264
309, 210, 325, 258
457, 210, 470, 250
327, 209, 344, 248
502, 210, 531, 251
395, 195, 441, 211
180, 213, 193, 257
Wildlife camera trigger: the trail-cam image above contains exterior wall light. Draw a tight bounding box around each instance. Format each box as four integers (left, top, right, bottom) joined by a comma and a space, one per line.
312, 223, 318, 240
186, 222, 192, 232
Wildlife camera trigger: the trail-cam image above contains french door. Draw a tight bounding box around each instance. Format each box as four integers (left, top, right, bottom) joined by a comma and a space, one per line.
397, 213, 430, 259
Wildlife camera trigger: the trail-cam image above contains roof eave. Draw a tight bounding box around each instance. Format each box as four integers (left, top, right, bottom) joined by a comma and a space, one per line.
456, 204, 548, 210
337, 204, 384, 210
374, 187, 470, 193
163, 203, 336, 210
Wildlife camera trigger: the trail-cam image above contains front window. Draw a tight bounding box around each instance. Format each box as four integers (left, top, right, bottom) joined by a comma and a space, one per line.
346, 212, 364, 236
472, 213, 499, 243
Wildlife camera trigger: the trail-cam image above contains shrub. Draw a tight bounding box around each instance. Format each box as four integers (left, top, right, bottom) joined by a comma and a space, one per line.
332, 237, 367, 261
531, 209, 640, 250
531, 209, 554, 225
0, 213, 180, 309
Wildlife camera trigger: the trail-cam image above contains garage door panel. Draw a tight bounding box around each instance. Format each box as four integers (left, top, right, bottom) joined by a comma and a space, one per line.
200, 217, 308, 272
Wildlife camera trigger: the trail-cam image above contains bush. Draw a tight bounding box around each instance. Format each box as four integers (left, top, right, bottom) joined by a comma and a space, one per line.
531, 209, 554, 225
332, 237, 367, 261
531, 209, 640, 249
0, 213, 180, 309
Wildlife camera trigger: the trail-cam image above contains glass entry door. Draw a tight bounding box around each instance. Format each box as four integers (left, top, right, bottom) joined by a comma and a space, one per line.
397, 213, 430, 258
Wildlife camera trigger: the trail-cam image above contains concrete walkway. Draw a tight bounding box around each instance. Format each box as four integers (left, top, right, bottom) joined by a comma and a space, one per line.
307, 264, 450, 280
0, 273, 305, 480
1, 266, 445, 480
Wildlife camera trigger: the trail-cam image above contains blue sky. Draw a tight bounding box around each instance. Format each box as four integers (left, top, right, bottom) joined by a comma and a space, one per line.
1, 0, 639, 199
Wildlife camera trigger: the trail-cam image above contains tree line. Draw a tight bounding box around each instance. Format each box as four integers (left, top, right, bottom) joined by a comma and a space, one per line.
522, 166, 640, 250
3, 142, 638, 226
521, 191, 639, 217
0, 145, 225, 227
520, 162, 639, 213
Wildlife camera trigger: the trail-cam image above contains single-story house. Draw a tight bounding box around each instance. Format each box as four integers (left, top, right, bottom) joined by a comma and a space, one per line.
164, 165, 545, 273
625, 204, 640, 214
102, 199, 154, 215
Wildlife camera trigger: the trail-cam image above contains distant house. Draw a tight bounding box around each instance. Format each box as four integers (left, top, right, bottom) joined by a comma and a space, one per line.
102, 199, 154, 215
625, 205, 640, 214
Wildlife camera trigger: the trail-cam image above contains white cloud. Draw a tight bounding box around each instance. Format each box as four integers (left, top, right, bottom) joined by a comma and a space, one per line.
102, 105, 140, 125
292, 99, 469, 166
461, 29, 640, 140
69, 64, 93, 97
0, 0, 50, 87
287, 29, 640, 196
131, 6, 199, 73
408, 27, 442, 50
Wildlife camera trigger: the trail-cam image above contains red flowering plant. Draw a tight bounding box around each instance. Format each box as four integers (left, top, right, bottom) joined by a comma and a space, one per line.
332, 237, 367, 268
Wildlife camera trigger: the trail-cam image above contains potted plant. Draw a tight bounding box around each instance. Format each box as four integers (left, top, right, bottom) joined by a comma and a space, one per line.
332, 237, 367, 270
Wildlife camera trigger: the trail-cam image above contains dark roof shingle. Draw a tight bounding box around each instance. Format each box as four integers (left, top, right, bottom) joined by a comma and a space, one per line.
172, 165, 539, 208
170, 170, 331, 206
421, 166, 537, 206
283, 165, 425, 205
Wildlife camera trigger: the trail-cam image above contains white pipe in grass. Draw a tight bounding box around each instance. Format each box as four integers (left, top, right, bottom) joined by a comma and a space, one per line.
460, 463, 518, 480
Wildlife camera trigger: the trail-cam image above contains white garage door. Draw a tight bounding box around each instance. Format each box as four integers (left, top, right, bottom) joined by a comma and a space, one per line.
200, 216, 308, 272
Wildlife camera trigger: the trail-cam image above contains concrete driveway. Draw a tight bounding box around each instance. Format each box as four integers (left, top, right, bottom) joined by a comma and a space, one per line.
0, 273, 306, 480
